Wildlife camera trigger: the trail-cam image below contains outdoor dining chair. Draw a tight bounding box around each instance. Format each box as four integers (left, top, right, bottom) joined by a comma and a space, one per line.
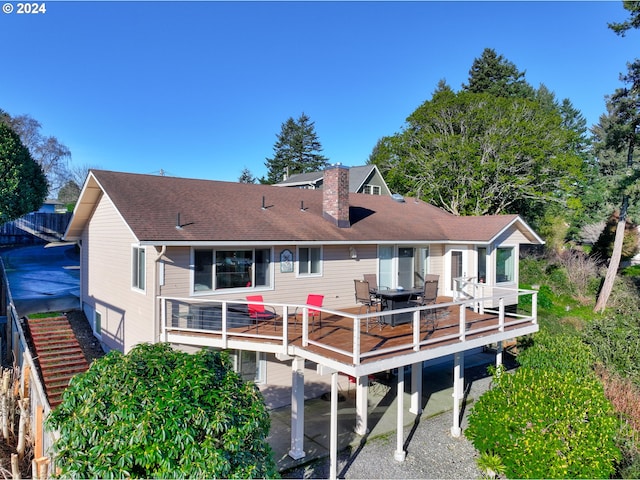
408, 275, 439, 331
246, 295, 278, 331
363, 274, 388, 308
355, 279, 383, 332
294, 294, 324, 331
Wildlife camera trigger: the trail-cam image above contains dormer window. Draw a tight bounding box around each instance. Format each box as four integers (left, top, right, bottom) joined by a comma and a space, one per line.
363, 185, 381, 195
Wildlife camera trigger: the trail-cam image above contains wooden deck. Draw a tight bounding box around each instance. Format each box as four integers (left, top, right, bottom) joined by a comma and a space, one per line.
163, 294, 538, 374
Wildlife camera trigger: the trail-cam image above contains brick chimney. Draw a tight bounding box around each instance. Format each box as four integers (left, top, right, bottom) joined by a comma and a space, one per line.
323, 164, 350, 228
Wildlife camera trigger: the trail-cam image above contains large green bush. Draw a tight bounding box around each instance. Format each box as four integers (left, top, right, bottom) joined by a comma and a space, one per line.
47, 343, 278, 479
466, 366, 621, 479
517, 330, 595, 378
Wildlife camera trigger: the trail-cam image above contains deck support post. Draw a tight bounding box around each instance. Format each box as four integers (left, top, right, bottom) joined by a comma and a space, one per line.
410, 361, 422, 415
354, 375, 369, 435
496, 340, 503, 367
394, 366, 406, 461
451, 352, 464, 437
329, 371, 339, 480
288, 356, 306, 460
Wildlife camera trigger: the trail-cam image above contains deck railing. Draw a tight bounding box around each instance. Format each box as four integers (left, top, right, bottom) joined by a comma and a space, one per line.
160, 282, 538, 366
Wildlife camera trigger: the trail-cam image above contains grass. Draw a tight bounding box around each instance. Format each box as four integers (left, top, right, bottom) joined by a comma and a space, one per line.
28, 312, 63, 318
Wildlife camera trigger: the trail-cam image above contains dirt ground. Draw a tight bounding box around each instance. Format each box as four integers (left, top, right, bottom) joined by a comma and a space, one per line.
64, 309, 106, 364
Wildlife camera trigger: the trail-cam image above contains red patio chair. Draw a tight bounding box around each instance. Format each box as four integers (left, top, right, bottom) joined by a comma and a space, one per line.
246, 295, 278, 331
294, 294, 324, 331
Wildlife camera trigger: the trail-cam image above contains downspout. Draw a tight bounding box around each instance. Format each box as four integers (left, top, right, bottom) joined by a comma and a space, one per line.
154, 245, 167, 343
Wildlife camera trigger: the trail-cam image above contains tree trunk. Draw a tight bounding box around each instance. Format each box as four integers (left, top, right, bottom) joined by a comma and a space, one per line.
594, 198, 628, 312
594, 133, 636, 313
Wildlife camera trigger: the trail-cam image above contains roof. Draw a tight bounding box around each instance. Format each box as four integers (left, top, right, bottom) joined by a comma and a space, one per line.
65, 170, 543, 246
275, 165, 389, 194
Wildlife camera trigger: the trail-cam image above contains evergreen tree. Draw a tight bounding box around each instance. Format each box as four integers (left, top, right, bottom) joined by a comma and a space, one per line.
264, 113, 328, 184
462, 48, 535, 99
0, 123, 49, 222
238, 167, 256, 184
609, 0, 640, 36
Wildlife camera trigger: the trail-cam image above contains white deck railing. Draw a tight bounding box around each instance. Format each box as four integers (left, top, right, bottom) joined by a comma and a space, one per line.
160, 282, 538, 366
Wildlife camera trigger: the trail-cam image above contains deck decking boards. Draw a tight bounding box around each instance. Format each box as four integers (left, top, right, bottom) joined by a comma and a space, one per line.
165, 296, 536, 368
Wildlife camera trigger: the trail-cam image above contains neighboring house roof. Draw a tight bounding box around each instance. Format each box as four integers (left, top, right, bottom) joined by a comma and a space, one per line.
65, 169, 543, 246
275, 165, 391, 195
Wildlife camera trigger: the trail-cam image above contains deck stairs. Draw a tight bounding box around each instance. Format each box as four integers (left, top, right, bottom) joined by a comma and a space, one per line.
27, 316, 89, 408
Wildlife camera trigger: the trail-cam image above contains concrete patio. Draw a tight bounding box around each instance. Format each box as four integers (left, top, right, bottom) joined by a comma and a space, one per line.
267, 350, 503, 473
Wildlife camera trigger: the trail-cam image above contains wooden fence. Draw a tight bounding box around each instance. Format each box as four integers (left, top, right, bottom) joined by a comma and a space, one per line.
0, 213, 72, 245
1, 256, 53, 478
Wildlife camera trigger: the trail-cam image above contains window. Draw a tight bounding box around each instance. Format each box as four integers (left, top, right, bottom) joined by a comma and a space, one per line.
298, 247, 321, 275
132, 246, 146, 291
496, 247, 514, 283
477, 248, 487, 283
363, 184, 381, 195
193, 248, 271, 292
94, 311, 102, 337
235, 350, 266, 384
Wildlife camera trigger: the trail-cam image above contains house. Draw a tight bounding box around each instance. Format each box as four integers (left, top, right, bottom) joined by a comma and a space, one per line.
64, 165, 542, 475
274, 164, 392, 196
37, 199, 67, 214
65, 165, 540, 353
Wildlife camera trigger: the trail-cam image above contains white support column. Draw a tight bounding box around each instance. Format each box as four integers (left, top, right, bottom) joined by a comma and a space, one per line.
410, 361, 423, 415
496, 340, 504, 367
329, 371, 339, 480
355, 375, 369, 435
288, 356, 306, 460
394, 366, 406, 461
451, 352, 465, 437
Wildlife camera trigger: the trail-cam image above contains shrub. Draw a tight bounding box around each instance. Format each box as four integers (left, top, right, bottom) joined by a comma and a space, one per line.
466, 366, 621, 479
583, 315, 640, 385
47, 343, 278, 479
517, 330, 594, 378
555, 250, 601, 298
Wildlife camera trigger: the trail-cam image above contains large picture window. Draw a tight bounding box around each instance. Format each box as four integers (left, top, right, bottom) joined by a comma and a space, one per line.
194, 248, 271, 292
496, 247, 514, 283
298, 247, 321, 276
132, 246, 146, 291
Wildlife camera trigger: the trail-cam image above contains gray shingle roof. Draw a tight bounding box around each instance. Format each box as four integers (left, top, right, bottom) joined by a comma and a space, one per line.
275, 165, 382, 193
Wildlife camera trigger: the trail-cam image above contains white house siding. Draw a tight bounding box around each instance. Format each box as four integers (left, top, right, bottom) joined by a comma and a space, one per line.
82, 195, 155, 353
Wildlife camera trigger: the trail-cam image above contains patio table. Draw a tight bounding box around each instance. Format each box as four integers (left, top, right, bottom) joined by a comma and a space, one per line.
373, 288, 422, 326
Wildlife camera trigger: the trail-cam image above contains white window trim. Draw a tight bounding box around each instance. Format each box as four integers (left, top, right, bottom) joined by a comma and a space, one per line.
495, 245, 517, 284
296, 245, 323, 277
131, 245, 146, 293
94, 310, 102, 339
189, 247, 275, 296
363, 184, 381, 195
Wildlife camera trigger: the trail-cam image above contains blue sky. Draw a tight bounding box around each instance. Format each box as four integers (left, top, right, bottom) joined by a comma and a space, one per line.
1, 1, 638, 183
